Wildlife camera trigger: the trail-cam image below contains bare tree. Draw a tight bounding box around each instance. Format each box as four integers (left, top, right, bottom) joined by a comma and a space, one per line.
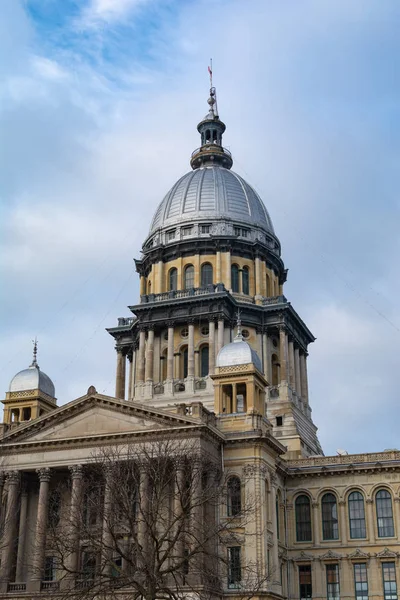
43, 437, 273, 600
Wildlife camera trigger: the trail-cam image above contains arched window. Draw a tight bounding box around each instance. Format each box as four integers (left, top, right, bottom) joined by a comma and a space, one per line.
276, 491, 281, 541
295, 495, 312, 542
242, 266, 250, 295
231, 265, 239, 293
147, 280, 152, 294
161, 350, 167, 381
200, 345, 209, 377
184, 265, 194, 289
266, 273, 271, 296
201, 263, 213, 287
321, 493, 339, 540
348, 491, 366, 539
227, 476, 241, 516
169, 268, 178, 291
376, 490, 395, 538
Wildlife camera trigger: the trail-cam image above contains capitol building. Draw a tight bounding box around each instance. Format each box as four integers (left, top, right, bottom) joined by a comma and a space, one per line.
1, 85, 400, 600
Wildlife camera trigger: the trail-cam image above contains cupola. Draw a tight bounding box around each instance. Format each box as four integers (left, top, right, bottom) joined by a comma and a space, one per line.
212, 321, 268, 417
2, 341, 57, 431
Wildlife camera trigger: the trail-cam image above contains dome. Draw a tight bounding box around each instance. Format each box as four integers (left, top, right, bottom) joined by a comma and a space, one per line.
149, 165, 275, 236
217, 333, 263, 372
9, 364, 55, 398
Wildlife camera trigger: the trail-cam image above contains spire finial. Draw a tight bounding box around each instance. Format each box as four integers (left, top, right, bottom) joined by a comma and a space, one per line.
234, 310, 243, 342
31, 337, 39, 368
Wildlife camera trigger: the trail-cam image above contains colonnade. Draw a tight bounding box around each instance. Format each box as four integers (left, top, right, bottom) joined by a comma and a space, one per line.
0, 462, 207, 592
114, 322, 309, 404
277, 326, 309, 403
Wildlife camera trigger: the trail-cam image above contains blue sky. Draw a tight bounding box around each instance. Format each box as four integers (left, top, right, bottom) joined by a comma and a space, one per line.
1, 0, 400, 456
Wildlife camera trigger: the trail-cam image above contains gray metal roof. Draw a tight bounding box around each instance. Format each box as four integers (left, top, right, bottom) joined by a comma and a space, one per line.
216, 336, 263, 372
149, 165, 274, 235
9, 365, 55, 397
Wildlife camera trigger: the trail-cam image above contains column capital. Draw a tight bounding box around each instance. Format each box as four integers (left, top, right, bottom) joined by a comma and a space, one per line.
69, 464, 84, 480
187, 318, 196, 325
278, 323, 288, 334
6, 470, 20, 485
36, 468, 51, 483
166, 320, 175, 328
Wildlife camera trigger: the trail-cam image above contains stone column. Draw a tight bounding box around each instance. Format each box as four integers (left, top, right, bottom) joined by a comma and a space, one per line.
127, 354, 133, 400
0, 471, 20, 589
15, 483, 28, 582
264, 333, 272, 383
137, 329, 146, 384
217, 318, 224, 355
300, 352, 309, 403
194, 350, 200, 377
115, 348, 126, 398
101, 469, 113, 576
288, 339, 295, 389
139, 275, 146, 296
339, 500, 347, 544
270, 479, 280, 582
65, 465, 84, 579
216, 250, 221, 283
157, 259, 164, 294
167, 325, 174, 380
312, 501, 320, 546
145, 329, 155, 381
366, 498, 376, 543
173, 465, 185, 563
279, 326, 289, 383
225, 250, 232, 290
188, 323, 195, 377
130, 349, 137, 398
30, 468, 51, 588
208, 320, 216, 375
138, 468, 149, 557
294, 347, 302, 397
255, 256, 262, 296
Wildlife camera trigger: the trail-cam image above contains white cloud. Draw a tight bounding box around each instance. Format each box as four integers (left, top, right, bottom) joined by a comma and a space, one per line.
81, 0, 151, 26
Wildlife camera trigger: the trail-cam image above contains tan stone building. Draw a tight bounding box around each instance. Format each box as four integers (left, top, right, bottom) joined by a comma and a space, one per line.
1, 86, 399, 600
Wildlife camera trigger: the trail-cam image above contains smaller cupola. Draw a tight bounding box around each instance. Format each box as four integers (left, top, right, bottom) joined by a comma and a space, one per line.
212, 320, 267, 417
2, 340, 57, 431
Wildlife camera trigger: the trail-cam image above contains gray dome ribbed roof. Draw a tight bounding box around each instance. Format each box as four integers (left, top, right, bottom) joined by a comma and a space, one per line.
149, 165, 274, 235
9, 365, 55, 397
217, 337, 263, 372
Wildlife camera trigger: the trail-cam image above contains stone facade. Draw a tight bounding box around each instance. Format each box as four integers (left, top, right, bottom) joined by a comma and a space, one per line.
0, 87, 398, 600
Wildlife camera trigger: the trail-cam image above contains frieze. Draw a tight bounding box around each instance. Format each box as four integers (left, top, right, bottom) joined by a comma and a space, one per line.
243, 463, 269, 477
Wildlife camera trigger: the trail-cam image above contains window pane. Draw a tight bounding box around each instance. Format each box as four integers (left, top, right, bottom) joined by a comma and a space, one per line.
201, 264, 213, 287
354, 564, 368, 600
242, 267, 249, 295
383, 562, 397, 600
349, 492, 367, 539
322, 493, 339, 540
376, 490, 395, 538
295, 495, 312, 542
169, 268, 178, 291
299, 565, 312, 599
326, 564, 340, 600
200, 346, 209, 377
227, 477, 241, 516
231, 265, 239, 293
184, 265, 194, 289
228, 547, 241, 588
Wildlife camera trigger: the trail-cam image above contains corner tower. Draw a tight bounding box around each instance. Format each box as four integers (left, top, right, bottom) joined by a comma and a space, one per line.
2, 342, 57, 433
107, 80, 322, 459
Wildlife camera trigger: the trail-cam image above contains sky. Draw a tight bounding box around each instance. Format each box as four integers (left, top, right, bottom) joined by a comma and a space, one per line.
1, 0, 400, 456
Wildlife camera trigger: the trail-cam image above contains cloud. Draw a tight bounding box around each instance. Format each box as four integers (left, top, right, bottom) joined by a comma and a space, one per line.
1, 0, 400, 457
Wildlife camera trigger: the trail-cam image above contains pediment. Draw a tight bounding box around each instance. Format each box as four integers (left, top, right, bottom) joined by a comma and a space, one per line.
1, 393, 203, 445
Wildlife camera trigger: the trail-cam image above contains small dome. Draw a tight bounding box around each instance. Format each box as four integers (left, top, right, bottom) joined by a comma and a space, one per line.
217, 334, 262, 372
149, 165, 275, 236
9, 365, 55, 398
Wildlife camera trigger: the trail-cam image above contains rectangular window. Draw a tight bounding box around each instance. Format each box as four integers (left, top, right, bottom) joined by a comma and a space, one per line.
167, 229, 175, 241
276, 416, 283, 427
181, 226, 193, 236
228, 547, 241, 588
382, 562, 398, 600
354, 563, 368, 600
82, 551, 97, 581
326, 564, 340, 600
44, 556, 56, 581
299, 565, 312, 599
200, 224, 211, 234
